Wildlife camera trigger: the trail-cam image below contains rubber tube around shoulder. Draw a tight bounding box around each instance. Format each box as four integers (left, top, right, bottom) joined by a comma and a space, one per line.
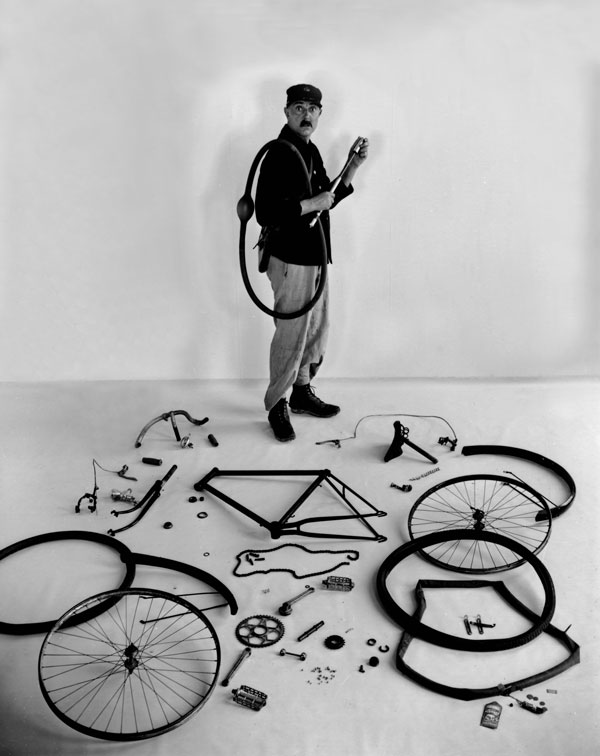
238, 139, 328, 319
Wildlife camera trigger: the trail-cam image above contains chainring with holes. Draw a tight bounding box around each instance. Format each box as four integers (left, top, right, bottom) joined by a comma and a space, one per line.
235, 614, 285, 648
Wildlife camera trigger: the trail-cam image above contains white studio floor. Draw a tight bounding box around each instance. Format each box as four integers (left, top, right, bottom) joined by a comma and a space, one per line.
0, 377, 598, 756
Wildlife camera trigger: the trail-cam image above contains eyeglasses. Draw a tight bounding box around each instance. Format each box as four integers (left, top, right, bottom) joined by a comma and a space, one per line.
288, 103, 321, 116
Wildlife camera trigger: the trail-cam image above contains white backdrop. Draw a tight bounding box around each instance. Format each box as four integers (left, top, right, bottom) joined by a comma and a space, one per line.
1, 0, 598, 382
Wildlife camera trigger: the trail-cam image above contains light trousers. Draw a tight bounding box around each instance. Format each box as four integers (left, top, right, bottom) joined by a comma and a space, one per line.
263, 257, 329, 411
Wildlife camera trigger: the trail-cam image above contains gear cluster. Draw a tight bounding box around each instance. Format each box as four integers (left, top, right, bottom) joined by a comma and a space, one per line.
324, 634, 345, 650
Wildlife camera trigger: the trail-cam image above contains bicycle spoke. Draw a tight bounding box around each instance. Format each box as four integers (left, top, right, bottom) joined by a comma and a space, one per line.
408, 475, 552, 572
39, 589, 220, 740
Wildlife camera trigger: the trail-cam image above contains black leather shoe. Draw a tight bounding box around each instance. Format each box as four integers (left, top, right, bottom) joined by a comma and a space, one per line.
289, 384, 340, 418
268, 398, 296, 442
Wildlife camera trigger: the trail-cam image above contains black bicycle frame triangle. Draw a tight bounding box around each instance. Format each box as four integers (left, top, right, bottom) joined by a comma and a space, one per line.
194, 468, 387, 541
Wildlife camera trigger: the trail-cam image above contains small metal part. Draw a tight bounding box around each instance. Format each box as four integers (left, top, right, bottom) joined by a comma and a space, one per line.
142, 457, 162, 466
279, 648, 306, 661
324, 635, 345, 650
368, 656, 379, 667
366, 638, 377, 646
189, 496, 198, 502
378, 645, 389, 653
163, 521, 173, 529
207, 434, 219, 447
221, 648, 251, 686
197, 511, 208, 519
506, 694, 547, 714
297, 620, 325, 642
315, 438, 341, 448
438, 436, 458, 451
117, 465, 137, 481
409, 466, 441, 482
203, 552, 210, 557
546, 689, 558, 694
278, 585, 315, 616
75, 492, 97, 513
110, 489, 137, 504
231, 685, 267, 711
322, 575, 354, 591
463, 615, 472, 635
180, 435, 194, 448
390, 483, 412, 492
470, 614, 496, 634
480, 701, 502, 729
358, 665, 365, 673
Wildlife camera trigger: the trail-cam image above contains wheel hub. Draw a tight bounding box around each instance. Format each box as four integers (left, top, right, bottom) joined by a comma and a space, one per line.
123, 643, 140, 674
472, 509, 486, 529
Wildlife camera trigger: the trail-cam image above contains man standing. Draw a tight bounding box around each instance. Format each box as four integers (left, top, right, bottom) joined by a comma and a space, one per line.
255, 83, 369, 442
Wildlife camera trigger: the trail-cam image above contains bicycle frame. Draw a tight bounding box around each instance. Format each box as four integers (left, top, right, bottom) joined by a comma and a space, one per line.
194, 468, 387, 541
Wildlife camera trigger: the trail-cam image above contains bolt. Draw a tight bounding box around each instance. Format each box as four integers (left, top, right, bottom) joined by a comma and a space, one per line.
278, 585, 315, 616
297, 620, 325, 642
279, 648, 306, 661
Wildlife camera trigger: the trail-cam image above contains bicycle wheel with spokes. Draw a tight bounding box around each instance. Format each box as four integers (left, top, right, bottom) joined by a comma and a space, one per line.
408, 474, 552, 573
38, 588, 221, 741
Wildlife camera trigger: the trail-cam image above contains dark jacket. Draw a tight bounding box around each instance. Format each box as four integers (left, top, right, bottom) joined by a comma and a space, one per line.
255, 125, 353, 266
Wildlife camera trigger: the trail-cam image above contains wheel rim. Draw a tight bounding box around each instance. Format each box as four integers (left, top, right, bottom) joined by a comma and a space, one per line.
38, 588, 220, 741
408, 474, 552, 573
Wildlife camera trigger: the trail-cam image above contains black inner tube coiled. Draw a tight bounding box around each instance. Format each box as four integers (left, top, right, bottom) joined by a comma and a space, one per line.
237, 139, 328, 320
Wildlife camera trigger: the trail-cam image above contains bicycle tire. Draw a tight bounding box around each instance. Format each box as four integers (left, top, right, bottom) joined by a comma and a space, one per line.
376, 529, 555, 652
0, 530, 136, 635
394, 579, 579, 699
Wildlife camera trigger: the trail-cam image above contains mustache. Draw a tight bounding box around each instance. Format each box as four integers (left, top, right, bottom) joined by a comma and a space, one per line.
300, 120, 312, 127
